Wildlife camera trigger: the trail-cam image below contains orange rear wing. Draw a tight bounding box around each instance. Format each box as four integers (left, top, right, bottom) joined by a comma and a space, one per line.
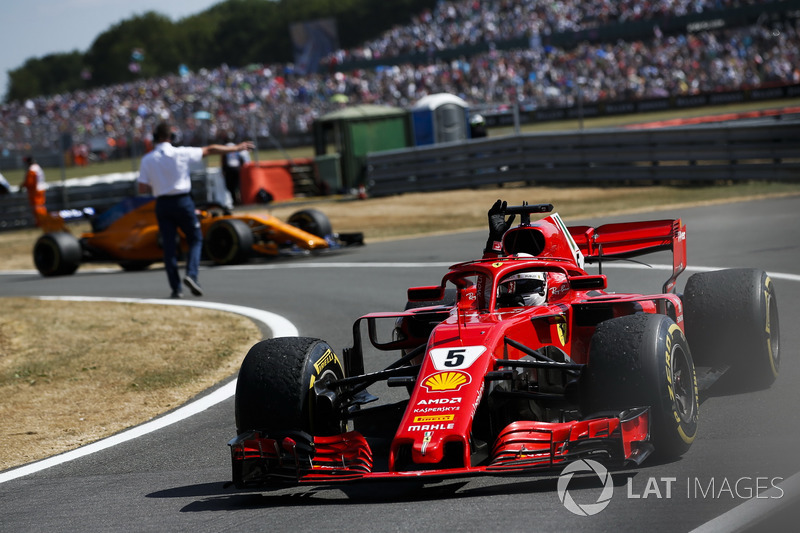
569, 219, 686, 293
37, 211, 68, 233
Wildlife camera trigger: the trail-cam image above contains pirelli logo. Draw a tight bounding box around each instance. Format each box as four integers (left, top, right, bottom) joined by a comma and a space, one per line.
314, 349, 340, 374
413, 414, 455, 423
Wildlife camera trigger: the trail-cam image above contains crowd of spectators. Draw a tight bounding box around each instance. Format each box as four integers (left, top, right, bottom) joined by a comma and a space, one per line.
0, 0, 797, 159
322, 0, 785, 64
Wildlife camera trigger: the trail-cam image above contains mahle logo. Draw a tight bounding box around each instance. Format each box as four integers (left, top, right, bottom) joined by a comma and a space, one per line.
557, 459, 614, 516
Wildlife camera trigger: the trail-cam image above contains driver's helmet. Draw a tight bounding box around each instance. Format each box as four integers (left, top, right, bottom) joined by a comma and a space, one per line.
497, 271, 548, 307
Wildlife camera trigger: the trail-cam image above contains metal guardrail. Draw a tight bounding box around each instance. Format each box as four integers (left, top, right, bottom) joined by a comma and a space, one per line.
365, 119, 800, 196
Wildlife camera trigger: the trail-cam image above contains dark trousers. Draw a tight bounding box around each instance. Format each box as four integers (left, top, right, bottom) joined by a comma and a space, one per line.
155, 193, 203, 293
223, 168, 241, 205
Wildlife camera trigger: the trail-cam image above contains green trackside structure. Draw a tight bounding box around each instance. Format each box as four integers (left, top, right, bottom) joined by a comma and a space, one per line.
313, 104, 412, 192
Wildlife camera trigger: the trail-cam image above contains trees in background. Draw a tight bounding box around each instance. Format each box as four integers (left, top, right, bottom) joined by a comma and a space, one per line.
4, 0, 435, 103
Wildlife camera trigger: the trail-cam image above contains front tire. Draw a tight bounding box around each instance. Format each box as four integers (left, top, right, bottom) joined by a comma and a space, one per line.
582, 314, 699, 459
204, 219, 253, 265
33, 232, 82, 276
683, 268, 779, 390
288, 209, 332, 238
235, 337, 346, 436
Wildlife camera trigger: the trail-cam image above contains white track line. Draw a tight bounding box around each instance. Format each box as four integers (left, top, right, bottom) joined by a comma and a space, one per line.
223, 261, 800, 284
0, 297, 298, 484
4, 262, 800, 283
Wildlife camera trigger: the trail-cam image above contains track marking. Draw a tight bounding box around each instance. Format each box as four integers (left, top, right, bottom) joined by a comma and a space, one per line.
224, 261, 800, 285
0, 297, 298, 484
223, 261, 455, 270
4, 262, 800, 284
224, 261, 800, 284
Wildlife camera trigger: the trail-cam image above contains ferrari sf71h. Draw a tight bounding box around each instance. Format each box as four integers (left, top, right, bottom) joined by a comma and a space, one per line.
229, 202, 779, 487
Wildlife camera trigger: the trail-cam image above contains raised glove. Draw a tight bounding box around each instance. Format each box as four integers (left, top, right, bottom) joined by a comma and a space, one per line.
484, 199, 515, 255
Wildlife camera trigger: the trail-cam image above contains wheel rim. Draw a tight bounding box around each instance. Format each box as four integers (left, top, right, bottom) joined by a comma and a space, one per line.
292, 214, 318, 235
309, 367, 346, 435
767, 285, 780, 372
34, 240, 57, 273
207, 225, 235, 262
671, 344, 696, 424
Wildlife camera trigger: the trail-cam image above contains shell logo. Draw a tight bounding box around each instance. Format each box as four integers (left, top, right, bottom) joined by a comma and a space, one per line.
422, 371, 471, 392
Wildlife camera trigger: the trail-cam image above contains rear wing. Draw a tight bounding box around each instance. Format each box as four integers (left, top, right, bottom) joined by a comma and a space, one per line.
568, 219, 686, 293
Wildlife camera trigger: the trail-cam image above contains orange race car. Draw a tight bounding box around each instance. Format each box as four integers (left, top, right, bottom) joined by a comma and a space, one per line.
32, 196, 363, 276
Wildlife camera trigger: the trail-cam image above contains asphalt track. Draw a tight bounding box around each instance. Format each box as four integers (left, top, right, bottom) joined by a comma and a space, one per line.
1, 195, 799, 532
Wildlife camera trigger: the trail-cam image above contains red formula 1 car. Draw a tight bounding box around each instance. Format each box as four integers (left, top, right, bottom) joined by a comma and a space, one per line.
229, 203, 780, 487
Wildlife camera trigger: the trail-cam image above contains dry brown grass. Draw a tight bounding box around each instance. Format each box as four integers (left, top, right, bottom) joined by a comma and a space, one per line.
0, 298, 261, 470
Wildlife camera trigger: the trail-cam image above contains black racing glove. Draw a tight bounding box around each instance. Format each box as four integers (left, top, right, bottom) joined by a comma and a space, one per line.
484, 199, 515, 256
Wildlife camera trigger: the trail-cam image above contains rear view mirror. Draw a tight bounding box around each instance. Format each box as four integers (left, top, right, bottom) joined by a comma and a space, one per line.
407, 286, 445, 302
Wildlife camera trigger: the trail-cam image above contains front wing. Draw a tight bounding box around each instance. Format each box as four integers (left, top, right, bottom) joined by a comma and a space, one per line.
229, 408, 650, 488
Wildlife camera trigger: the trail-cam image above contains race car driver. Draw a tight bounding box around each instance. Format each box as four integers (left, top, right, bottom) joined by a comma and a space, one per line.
481, 199, 567, 308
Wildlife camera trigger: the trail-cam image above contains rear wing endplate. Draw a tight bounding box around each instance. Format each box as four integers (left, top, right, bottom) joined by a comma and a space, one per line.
568, 219, 686, 293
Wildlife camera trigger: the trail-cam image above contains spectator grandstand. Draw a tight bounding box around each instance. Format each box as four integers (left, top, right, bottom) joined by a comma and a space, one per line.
0, 0, 798, 163
322, 0, 788, 64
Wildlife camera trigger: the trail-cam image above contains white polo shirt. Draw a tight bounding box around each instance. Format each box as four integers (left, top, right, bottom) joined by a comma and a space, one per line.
138, 142, 203, 197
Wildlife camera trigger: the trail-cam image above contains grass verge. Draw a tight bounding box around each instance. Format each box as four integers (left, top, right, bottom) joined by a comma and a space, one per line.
0, 299, 261, 471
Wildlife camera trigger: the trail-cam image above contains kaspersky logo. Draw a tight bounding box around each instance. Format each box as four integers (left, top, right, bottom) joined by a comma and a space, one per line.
557, 459, 614, 516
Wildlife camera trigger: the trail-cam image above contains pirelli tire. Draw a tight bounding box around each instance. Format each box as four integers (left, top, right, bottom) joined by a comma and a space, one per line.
582, 313, 699, 460
288, 209, 332, 238
33, 232, 82, 276
234, 337, 346, 436
683, 268, 779, 390
204, 218, 253, 265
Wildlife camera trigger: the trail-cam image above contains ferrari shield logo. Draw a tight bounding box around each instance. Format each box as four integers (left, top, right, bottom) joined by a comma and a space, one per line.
555, 316, 568, 346
421, 431, 433, 456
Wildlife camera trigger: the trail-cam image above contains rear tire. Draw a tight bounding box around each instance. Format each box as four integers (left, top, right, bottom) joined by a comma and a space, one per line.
33, 232, 82, 276
288, 209, 332, 238
235, 337, 346, 436
204, 219, 253, 265
582, 314, 699, 459
683, 269, 779, 390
